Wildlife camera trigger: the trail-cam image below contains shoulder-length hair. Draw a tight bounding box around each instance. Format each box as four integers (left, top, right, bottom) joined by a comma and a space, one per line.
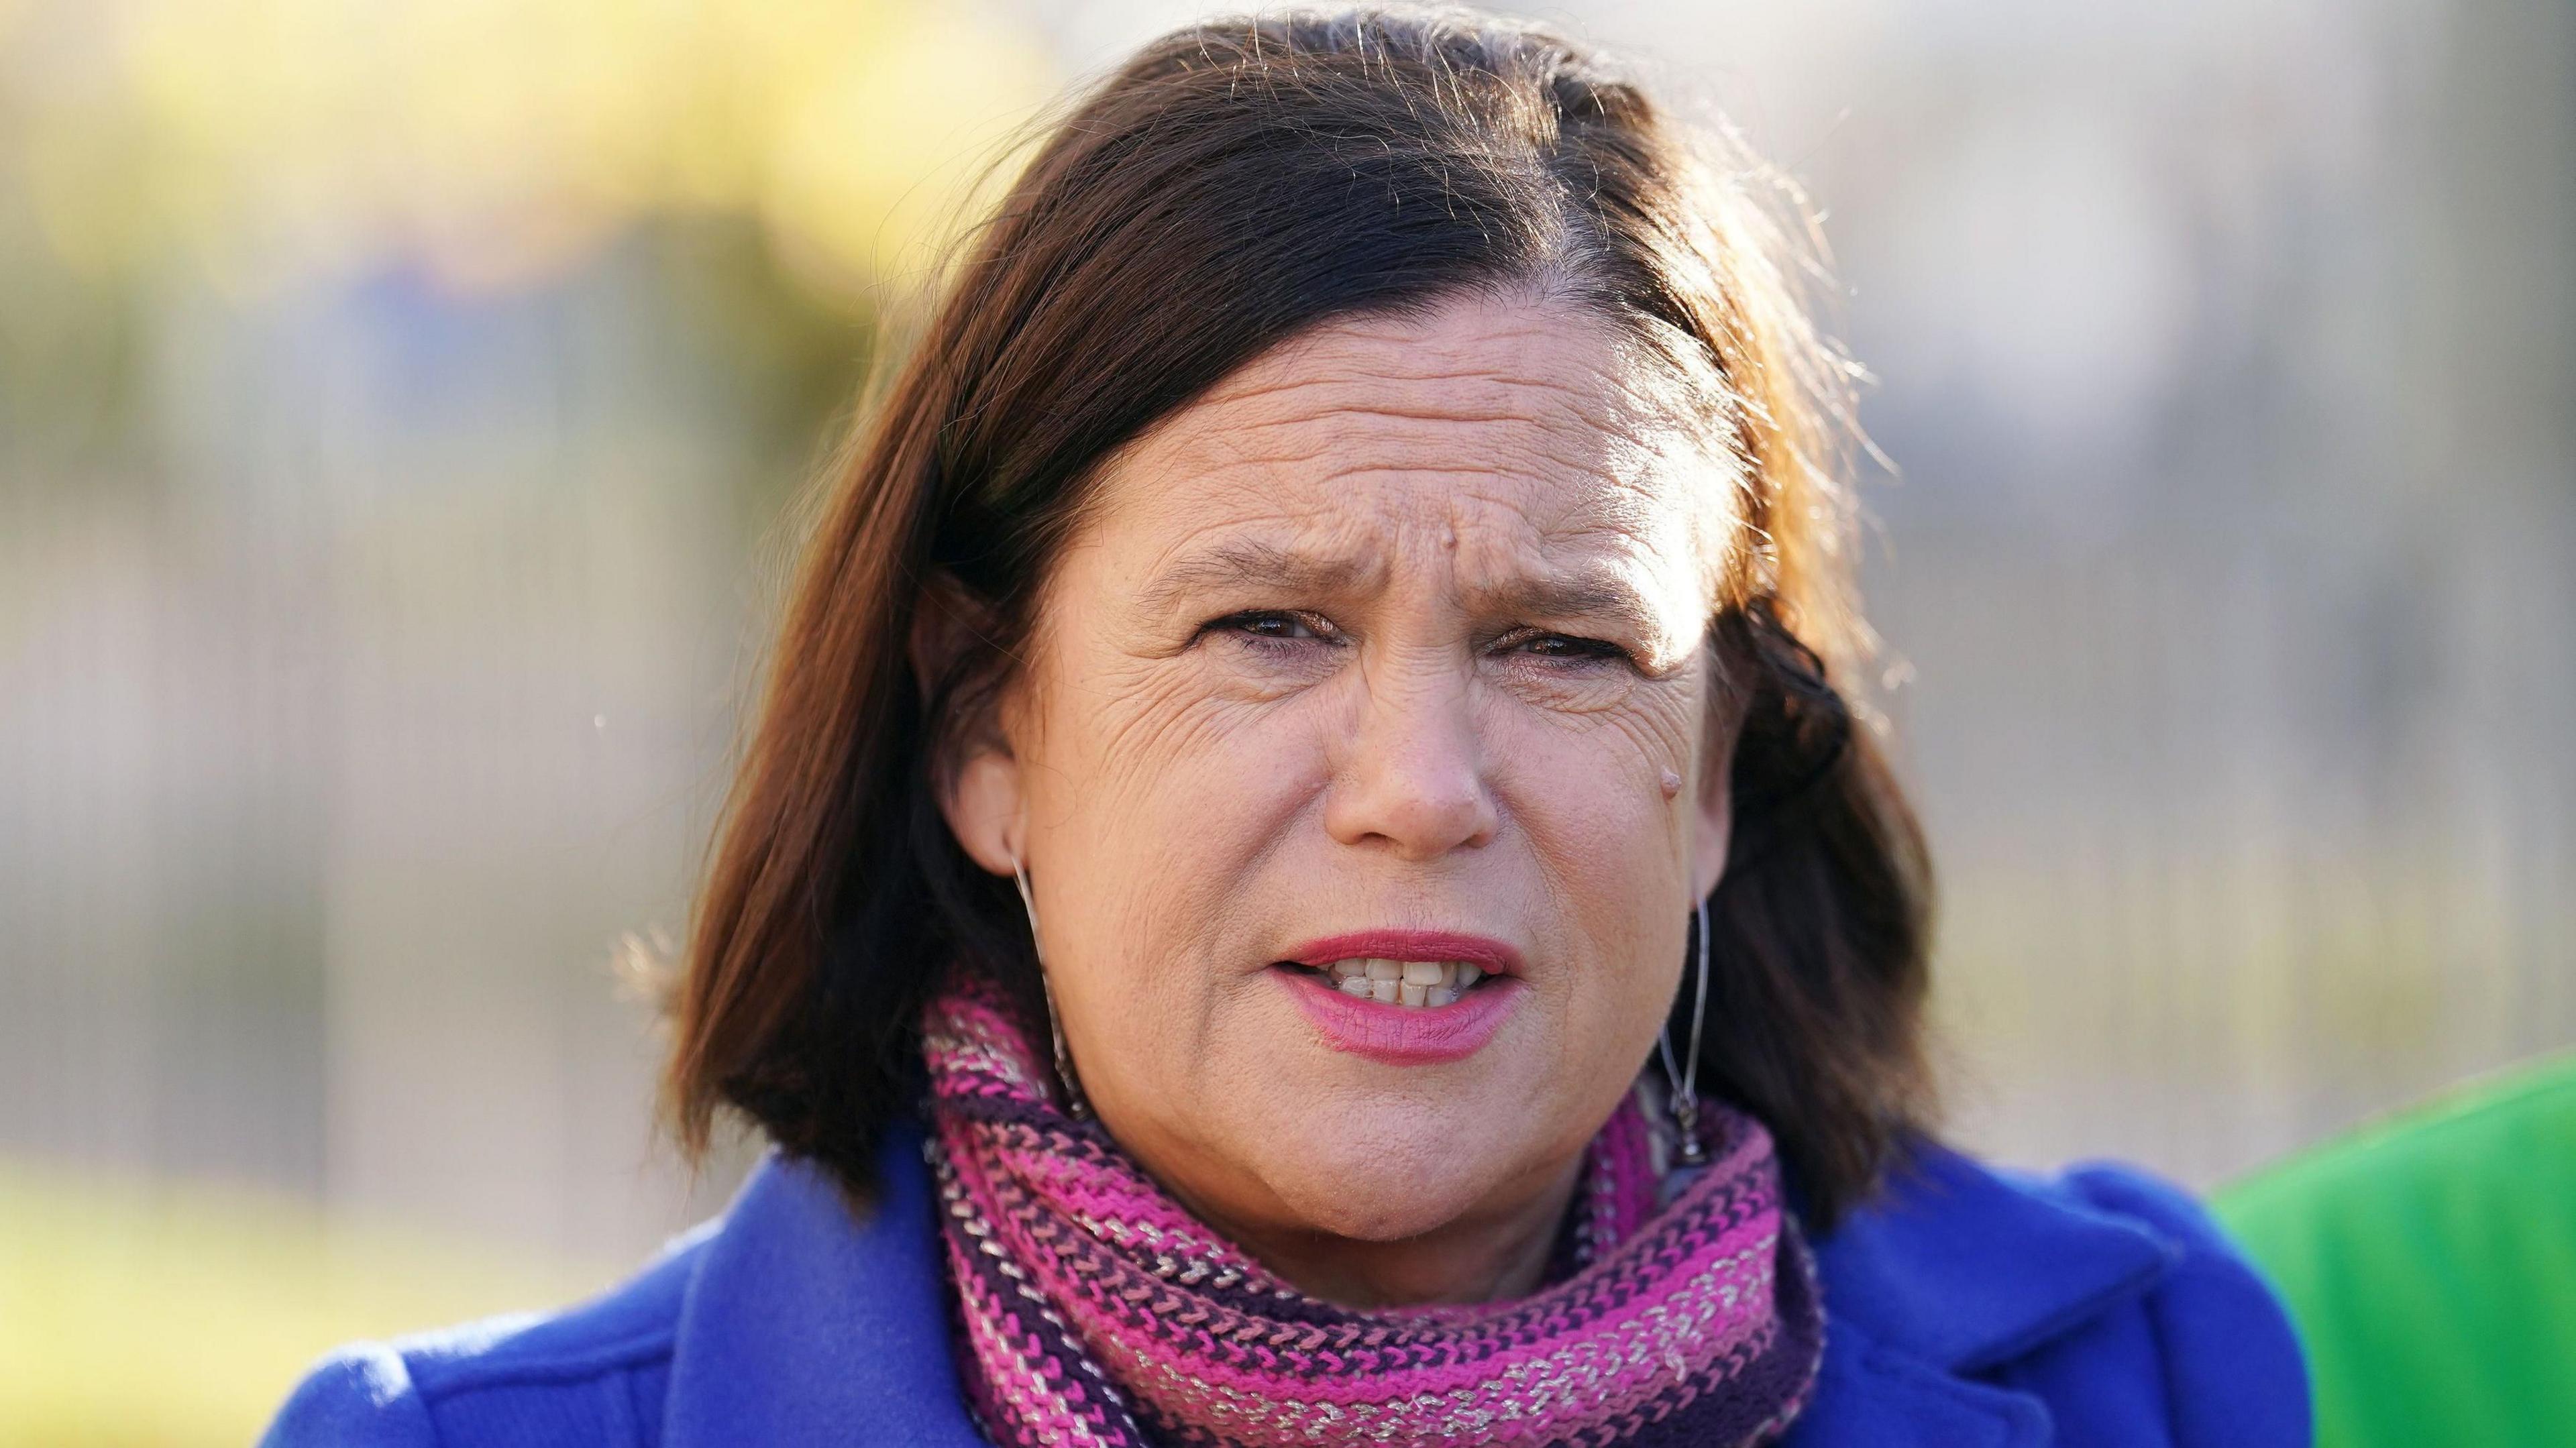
663, 6, 1933, 1227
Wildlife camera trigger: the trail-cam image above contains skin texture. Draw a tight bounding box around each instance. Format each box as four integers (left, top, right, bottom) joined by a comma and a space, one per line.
934, 292, 1744, 1308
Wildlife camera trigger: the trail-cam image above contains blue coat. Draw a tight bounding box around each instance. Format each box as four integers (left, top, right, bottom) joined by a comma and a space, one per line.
262, 1121, 2310, 1446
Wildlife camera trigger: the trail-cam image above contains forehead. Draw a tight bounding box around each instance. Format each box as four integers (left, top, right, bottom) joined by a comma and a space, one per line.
1081, 295, 1737, 585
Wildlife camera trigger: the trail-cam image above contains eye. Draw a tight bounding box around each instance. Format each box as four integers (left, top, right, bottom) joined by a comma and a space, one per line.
1201, 609, 1341, 652
1501, 630, 1632, 667
1224, 610, 1321, 639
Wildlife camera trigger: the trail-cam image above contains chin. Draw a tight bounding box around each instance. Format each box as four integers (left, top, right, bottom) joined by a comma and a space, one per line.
1253, 1097, 1530, 1243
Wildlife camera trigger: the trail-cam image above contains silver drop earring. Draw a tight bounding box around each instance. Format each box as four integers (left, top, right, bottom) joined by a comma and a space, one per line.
1658, 896, 1713, 1170
1011, 852, 1091, 1120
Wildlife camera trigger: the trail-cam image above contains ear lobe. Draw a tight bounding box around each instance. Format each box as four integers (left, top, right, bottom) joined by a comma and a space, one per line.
944, 748, 1026, 878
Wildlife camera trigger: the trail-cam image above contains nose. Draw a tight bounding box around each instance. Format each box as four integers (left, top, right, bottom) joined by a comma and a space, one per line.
1322, 655, 1499, 860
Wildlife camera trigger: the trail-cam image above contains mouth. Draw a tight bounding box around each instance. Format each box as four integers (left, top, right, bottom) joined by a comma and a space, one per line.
1271, 930, 1526, 1066
1279, 957, 1493, 1009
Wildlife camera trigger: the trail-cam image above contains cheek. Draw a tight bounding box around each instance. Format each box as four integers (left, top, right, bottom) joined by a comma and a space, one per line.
1061, 667, 1322, 879
1503, 679, 1701, 860
1019, 669, 1320, 1031
1487, 706, 1699, 1048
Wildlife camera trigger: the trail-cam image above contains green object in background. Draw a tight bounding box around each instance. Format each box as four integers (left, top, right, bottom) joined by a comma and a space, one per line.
2214, 1051, 2576, 1448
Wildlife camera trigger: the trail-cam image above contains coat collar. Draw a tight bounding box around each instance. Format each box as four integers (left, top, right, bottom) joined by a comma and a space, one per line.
1783, 1141, 2182, 1446
1813, 1140, 2179, 1372
662, 1123, 2180, 1447
663, 1121, 983, 1448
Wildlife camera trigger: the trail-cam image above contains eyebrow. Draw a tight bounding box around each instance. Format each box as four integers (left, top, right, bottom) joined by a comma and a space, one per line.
1132, 541, 1381, 620
1133, 539, 1673, 647
1483, 571, 1666, 641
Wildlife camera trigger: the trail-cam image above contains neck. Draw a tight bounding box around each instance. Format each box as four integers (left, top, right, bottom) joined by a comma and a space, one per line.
1190, 1153, 1589, 1309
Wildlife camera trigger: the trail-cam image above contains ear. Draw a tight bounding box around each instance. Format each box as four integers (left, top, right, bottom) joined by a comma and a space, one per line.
1690, 653, 1746, 903
1691, 761, 1735, 903
947, 750, 1027, 879
909, 573, 1025, 877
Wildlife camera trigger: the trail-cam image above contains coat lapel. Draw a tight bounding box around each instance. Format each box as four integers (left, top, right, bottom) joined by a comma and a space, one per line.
1784, 1142, 2182, 1447
663, 1123, 985, 1448
1784, 1319, 2057, 1447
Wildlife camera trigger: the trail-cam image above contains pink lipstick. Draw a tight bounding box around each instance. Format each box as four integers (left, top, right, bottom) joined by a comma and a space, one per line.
1273, 930, 1527, 1066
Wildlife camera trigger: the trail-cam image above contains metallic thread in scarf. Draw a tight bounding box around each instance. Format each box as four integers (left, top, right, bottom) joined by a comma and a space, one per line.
921, 979, 1825, 1448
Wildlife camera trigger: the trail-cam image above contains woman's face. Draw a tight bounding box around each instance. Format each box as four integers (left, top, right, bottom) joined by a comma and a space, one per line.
941, 293, 1741, 1296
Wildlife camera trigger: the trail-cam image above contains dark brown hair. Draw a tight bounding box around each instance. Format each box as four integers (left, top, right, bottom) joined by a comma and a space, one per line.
664, 6, 1933, 1227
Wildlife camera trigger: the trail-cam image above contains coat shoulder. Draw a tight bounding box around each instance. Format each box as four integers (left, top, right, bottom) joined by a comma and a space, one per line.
258, 1222, 714, 1448
2053, 1160, 2314, 1445
1799, 1146, 2309, 1445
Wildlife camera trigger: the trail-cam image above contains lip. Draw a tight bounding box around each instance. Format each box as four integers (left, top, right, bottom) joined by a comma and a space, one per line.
1274, 967, 1526, 1066
1271, 930, 1528, 1067
1278, 930, 1525, 977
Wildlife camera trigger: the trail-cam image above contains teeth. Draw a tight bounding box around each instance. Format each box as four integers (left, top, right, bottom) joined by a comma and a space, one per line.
1311, 958, 1491, 1010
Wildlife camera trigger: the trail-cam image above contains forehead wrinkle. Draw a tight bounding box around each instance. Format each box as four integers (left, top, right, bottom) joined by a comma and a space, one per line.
1197, 300, 1720, 439
1111, 439, 1719, 630
1209, 322, 1573, 390
1145, 402, 1689, 533
1091, 297, 1743, 632
1422, 439, 1712, 566
1125, 316, 1719, 512
1122, 419, 1684, 549
1215, 365, 1709, 492
1196, 365, 1655, 447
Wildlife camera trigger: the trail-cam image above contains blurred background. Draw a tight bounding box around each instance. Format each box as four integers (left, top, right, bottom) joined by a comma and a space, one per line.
2, 0, 2568, 1440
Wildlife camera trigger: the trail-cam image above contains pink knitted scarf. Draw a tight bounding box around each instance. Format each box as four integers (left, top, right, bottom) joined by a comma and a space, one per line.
920, 979, 1825, 1448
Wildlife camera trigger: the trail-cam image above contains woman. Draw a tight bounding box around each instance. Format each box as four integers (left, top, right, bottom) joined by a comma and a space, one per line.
266, 9, 2308, 1446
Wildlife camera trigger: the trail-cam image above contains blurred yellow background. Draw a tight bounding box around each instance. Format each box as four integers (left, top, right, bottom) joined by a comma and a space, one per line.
2, 0, 2569, 1441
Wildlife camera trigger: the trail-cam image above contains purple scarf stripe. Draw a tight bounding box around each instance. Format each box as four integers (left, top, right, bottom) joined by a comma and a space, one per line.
923, 976, 1824, 1448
